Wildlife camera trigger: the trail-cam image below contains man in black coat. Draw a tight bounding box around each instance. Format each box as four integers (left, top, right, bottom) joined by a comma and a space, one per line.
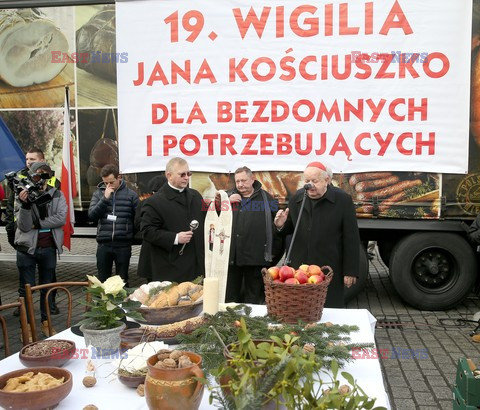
138, 157, 205, 282
224, 166, 279, 304
274, 161, 360, 308
88, 164, 139, 286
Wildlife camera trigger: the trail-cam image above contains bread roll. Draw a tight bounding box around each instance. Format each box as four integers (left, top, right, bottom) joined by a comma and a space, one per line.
149, 292, 168, 308
176, 282, 194, 296
166, 287, 180, 306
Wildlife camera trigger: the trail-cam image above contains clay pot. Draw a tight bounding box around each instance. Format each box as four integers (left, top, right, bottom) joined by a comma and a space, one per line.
145, 351, 204, 410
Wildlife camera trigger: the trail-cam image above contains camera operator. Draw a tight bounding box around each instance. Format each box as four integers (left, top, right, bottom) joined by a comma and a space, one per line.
5, 148, 61, 316
14, 162, 66, 339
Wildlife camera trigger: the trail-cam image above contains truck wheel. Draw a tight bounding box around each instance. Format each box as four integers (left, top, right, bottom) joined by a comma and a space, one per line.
344, 244, 369, 304
389, 232, 477, 310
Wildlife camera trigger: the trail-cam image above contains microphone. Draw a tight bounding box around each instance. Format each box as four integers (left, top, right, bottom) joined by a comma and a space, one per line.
179, 220, 199, 255
304, 183, 313, 190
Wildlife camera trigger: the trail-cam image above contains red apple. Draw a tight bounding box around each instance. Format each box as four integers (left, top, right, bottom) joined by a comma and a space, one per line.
308, 274, 324, 284
268, 266, 280, 280
294, 270, 309, 284
279, 265, 294, 282
308, 264, 321, 276
284, 277, 300, 285
273, 279, 283, 284
298, 264, 309, 273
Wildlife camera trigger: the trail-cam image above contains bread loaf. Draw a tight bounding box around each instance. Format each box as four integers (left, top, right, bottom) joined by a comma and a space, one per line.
143, 282, 203, 307
142, 316, 207, 338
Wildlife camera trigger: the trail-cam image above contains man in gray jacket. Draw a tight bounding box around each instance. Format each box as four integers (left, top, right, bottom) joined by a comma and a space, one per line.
88, 164, 139, 286
14, 162, 66, 337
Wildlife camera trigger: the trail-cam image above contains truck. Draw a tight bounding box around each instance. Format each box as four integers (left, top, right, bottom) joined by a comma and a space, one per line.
0, 0, 478, 310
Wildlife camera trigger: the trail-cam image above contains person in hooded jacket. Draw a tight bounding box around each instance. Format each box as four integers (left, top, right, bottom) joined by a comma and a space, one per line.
223, 166, 279, 304
14, 162, 66, 338
88, 164, 139, 286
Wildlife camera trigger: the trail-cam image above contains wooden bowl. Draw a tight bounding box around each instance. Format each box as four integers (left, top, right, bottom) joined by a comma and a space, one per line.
0, 367, 73, 410
19, 340, 76, 368
137, 300, 203, 325
118, 372, 146, 388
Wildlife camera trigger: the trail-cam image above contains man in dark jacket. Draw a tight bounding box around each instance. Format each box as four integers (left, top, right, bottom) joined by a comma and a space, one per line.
274, 161, 360, 308
224, 166, 278, 304
88, 164, 139, 285
138, 157, 205, 282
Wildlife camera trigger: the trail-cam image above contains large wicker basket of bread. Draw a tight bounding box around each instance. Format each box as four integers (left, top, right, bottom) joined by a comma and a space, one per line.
130, 281, 203, 325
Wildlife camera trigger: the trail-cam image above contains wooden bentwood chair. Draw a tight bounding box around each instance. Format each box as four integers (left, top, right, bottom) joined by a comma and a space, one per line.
25, 281, 90, 342
0, 297, 29, 357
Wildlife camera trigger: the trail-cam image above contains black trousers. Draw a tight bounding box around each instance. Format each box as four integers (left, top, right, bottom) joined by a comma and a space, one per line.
17, 247, 56, 321
96, 243, 132, 286
225, 265, 265, 304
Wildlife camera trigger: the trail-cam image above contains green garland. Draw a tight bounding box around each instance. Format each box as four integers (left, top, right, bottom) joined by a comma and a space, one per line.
177, 305, 372, 375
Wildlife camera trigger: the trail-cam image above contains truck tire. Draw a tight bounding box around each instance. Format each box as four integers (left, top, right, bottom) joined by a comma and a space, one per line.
344, 244, 369, 304
389, 232, 477, 310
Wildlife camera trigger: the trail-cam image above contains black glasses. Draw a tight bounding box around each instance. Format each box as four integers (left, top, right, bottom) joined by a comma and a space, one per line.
178, 171, 192, 178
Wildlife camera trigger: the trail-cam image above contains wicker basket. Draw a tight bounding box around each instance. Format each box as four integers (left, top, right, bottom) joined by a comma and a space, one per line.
262, 266, 334, 324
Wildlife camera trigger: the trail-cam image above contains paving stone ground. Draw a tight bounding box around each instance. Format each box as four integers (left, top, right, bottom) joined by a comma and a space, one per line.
1, 233, 480, 409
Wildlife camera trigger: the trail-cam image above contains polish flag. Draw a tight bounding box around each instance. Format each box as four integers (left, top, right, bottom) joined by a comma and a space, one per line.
61, 86, 77, 250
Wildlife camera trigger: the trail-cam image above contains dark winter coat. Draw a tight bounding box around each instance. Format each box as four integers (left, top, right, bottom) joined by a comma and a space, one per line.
278, 185, 360, 308
88, 180, 139, 246
138, 184, 205, 282
227, 180, 279, 266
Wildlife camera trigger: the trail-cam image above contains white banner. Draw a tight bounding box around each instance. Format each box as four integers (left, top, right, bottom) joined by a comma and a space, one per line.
116, 0, 472, 174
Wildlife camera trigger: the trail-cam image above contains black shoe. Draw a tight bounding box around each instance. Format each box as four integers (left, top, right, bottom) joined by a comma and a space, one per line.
13, 307, 19, 317
50, 306, 60, 315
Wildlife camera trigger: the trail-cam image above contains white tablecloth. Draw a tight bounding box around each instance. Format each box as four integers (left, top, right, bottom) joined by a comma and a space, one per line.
0, 307, 391, 409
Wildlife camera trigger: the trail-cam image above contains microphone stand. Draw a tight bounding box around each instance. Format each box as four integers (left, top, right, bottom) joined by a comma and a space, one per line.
284, 188, 309, 266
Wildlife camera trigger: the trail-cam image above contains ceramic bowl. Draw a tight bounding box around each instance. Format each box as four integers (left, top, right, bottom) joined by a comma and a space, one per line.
120, 328, 157, 353
0, 367, 73, 410
19, 340, 76, 368
137, 300, 203, 325
118, 371, 146, 388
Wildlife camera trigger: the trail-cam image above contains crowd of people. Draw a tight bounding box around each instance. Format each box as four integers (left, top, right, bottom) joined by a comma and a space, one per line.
3, 152, 364, 338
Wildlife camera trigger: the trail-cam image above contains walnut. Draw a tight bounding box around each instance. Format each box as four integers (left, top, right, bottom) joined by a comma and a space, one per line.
169, 350, 183, 360
162, 358, 177, 368
153, 361, 167, 369
178, 357, 193, 368
303, 343, 315, 353
339, 385, 351, 395
136, 384, 145, 397
83, 406, 98, 410
82, 376, 97, 388
324, 322, 334, 327
157, 349, 172, 360
304, 322, 317, 330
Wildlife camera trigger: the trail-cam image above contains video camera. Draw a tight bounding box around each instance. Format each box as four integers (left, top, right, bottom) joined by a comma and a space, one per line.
4, 170, 52, 206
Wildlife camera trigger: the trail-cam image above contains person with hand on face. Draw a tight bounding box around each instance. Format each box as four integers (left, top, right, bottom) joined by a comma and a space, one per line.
14, 162, 66, 338
274, 161, 360, 308
222, 166, 279, 304
88, 164, 139, 286
138, 157, 205, 283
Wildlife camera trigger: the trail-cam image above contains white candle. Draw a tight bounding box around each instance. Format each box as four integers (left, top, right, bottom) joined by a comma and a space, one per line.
203, 277, 219, 315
